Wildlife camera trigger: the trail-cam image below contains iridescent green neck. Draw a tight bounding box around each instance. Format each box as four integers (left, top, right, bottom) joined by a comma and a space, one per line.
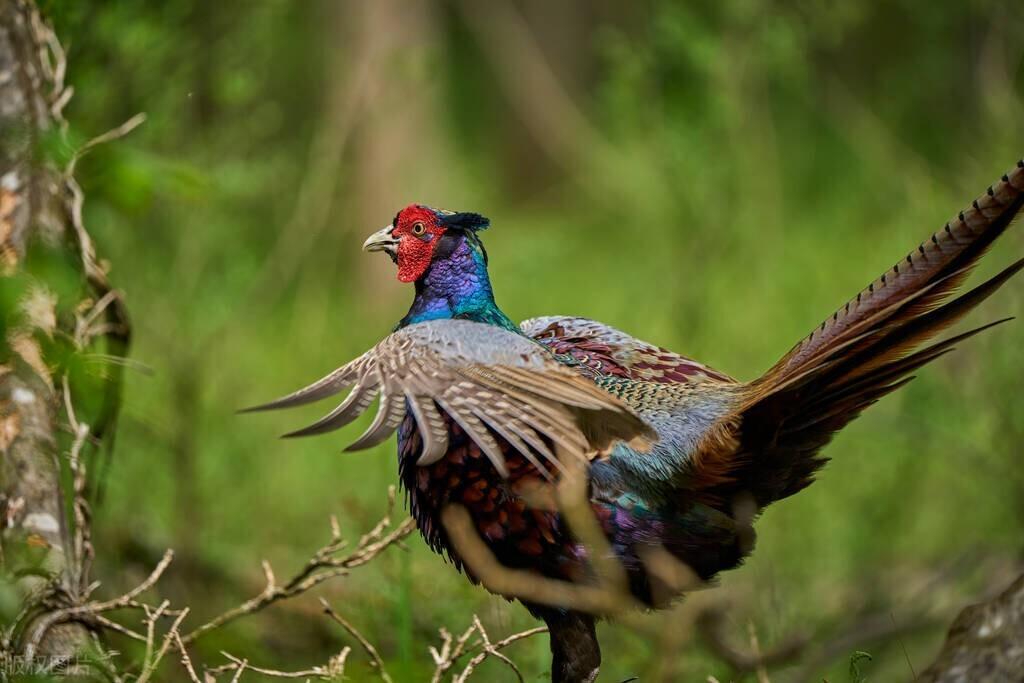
398, 233, 518, 332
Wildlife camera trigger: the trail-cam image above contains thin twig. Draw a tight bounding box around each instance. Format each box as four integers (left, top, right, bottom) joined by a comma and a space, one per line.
62, 375, 94, 596
892, 611, 918, 681
22, 550, 174, 659
173, 631, 202, 683
137, 607, 189, 683
441, 503, 635, 617
319, 598, 392, 683
453, 618, 546, 683
142, 600, 170, 673
66, 112, 147, 176
93, 614, 146, 643
430, 623, 478, 683
747, 620, 771, 683
180, 498, 414, 645
206, 648, 351, 680
228, 658, 248, 683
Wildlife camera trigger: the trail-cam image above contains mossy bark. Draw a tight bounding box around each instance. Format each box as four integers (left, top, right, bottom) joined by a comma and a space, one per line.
1, 0, 125, 670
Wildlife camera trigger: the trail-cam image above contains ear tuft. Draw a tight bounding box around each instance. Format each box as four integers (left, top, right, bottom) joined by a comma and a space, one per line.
440, 212, 490, 232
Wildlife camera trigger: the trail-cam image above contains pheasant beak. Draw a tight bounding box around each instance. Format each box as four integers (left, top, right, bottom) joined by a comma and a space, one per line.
362, 225, 399, 261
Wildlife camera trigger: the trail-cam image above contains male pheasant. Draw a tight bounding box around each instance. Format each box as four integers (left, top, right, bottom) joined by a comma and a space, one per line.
249, 161, 1024, 682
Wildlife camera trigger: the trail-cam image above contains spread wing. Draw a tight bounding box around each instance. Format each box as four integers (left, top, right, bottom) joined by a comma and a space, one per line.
520, 316, 734, 384
243, 319, 656, 477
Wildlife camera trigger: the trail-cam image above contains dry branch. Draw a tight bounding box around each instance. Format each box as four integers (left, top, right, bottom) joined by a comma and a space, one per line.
205, 648, 352, 680
320, 598, 392, 683
179, 487, 414, 646
452, 616, 547, 683
42, 494, 417, 681
429, 622, 479, 683
426, 614, 547, 683
21, 549, 174, 659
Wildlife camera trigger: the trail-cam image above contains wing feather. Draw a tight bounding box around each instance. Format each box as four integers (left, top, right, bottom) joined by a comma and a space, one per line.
404, 392, 449, 464
433, 393, 510, 476
345, 383, 407, 451
240, 355, 368, 412
247, 319, 655, 478
281, 377, 379, 438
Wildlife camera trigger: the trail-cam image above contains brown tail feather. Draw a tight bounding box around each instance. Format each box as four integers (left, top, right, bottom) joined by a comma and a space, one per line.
827, 257, 1024, 386
767, 160, 1024, 384
826, 317, 1012, 404
779, 317, 1012, 438
703, 160, 1024, 508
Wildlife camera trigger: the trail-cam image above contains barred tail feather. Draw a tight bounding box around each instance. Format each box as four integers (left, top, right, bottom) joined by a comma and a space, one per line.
766, 159, 1024, 385
715, 160, 1024, 507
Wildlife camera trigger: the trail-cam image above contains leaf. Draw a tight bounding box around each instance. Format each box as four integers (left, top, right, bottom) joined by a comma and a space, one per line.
848, 650, 872, 683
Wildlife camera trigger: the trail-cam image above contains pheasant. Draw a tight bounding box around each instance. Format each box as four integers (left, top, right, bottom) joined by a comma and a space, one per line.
248, 160, 1024, 682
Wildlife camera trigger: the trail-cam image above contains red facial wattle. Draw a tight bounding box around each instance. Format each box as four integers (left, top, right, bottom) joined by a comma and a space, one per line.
394, 205, 443, 283
397, 234, 437, 282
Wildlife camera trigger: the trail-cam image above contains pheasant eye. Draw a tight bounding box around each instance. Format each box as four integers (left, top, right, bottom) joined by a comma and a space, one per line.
412, 222, 426, 236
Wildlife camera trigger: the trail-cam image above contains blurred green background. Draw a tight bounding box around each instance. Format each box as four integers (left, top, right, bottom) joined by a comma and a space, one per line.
39, 0, 1024, 680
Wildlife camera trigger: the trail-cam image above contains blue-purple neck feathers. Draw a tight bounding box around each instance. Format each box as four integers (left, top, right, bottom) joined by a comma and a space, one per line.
398, 233, 518, 332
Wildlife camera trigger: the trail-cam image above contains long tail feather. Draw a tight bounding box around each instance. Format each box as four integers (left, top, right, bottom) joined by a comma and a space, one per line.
769, 159, 1024, 383
717, 160, 1024, 507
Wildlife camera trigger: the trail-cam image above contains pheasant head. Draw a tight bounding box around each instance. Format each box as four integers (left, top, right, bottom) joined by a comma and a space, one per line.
363, 204, 490, 283
363, 204, 516, 331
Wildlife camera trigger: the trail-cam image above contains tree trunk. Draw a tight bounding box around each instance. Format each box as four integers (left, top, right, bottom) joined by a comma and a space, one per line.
920, 572, 1024, 682
0, 0, 129, 673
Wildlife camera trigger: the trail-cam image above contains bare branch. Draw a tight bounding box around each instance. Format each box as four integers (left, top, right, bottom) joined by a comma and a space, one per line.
319, 598, 392, 683
180, 495, 414, 645
206, 648, 351, 680
62, 375, 95, 596
92, 614, 146, 643
172, 631, 202, 683
747, 621, 771, 683
22, 549, 174, 659
429, 623, 478, 683
441, 503, 635, 617
452, 617, 546, 683
136, 607, 190, 683
555, 451, 630, 599
66, 112, 146, 175
228, 658, 248, 683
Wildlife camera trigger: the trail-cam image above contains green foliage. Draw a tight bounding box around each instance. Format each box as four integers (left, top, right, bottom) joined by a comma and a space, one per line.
849, 651, 873, 682
23, 0, 1024, 679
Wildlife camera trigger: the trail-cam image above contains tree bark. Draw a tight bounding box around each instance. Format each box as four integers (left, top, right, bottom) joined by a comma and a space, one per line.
1, 0, 128, 672
919, 572, 1024, 682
